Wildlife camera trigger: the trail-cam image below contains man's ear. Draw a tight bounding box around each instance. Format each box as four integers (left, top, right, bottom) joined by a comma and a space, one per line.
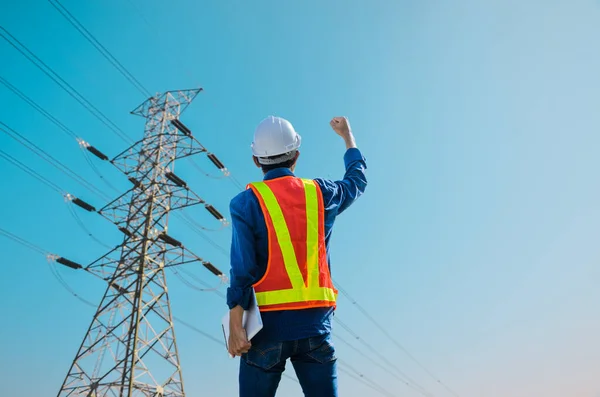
290, 151, 300, 171
253, 156, 261, 168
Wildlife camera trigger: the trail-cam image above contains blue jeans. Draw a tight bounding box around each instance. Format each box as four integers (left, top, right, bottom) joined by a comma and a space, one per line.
239, 333, 338, 397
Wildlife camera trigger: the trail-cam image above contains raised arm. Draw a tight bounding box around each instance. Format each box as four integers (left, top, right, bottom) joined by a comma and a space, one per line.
317, 117, 367, 216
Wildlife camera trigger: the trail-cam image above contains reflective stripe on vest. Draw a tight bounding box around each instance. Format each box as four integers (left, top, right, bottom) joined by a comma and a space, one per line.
249, 178, 337, 309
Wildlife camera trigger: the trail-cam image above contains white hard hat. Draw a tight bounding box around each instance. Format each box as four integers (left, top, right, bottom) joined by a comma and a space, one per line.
251, 116, 301, 159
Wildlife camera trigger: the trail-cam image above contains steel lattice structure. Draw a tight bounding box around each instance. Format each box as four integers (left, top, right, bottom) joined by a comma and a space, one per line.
57, 89, 210, 397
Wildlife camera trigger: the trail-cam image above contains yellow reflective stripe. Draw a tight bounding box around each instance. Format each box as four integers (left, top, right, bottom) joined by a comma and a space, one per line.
302, 179, 320, 290
256, 287, 337, 306
251, 182, 304, 290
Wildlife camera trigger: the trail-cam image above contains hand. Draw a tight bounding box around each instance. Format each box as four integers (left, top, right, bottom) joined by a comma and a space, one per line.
330, 116, 352, 138
228, 325, 251, 357
330, 116, 357, 149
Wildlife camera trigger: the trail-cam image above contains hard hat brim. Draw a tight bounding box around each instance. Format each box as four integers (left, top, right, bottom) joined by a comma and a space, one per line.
251, 133, 302, 158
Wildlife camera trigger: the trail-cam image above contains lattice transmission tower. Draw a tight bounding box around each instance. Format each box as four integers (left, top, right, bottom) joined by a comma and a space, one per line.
57, 89, 225, 397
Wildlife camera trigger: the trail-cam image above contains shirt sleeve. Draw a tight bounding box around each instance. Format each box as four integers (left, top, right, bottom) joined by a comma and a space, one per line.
226, 192, 261, 310
315, 148, 368, 216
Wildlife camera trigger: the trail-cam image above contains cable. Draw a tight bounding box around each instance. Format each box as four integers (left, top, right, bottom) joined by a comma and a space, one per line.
229, 174, 245, 191
0, 226, 225, 354
0, 121, 111, 201
175, 212, 229, 257
180, 211, 226, 232
80, 147, 121, 194
1, 145, 113, 248
335, 282, 460, 397
0, 226, 48, 256
173, 316, 300, 386
0, 26, 133, 144
337, 360, 397, 397
0, 149, 64, 194
335, 317, 433, 397
48, 0, 151, 97
0, 148, 111, 248
0, 75, 77, 140
66, 202, 113, 249
48, 259, 97, 307
335, 333, 432, 396
172, 315, 223, 345
0, 76, 120, 193
170, 267, 226, 298
178, 266, 226, 293
0, 226, 94, 306
188, 157, 227, 180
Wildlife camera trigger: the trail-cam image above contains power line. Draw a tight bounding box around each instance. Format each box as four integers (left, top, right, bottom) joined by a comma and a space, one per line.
0, 148, 113, 247
180, 210, 226, 232
172, 316, 298, 385
65, 202, 113, 249
0, 75, 77, 140
188, 158, 228, 180
79, 148, 121, 194
178, 266, 226, 296
229, 174, 245, 191
47, 259, 97, 307
0, 149, 64, 194
335, 316, 434, 397
0, 121, 111, 201
335, 333, 432, 396
172, 315, 223, 346
0, 226, 91, 307
48, 0, 152, 97
0, 226, 48, 256
337, 360, 397, 397
0, 25, 133, 144
170, 267, 226, 298
175, 212, 229, 257
335, 282, 460, 397
0, 76, 121, 193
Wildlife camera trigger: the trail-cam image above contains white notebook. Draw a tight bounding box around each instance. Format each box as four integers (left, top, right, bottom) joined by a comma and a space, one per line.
221, 288, 263, 356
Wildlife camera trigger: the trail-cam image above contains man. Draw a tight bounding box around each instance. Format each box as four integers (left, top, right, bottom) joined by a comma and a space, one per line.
227, 115, 367, 397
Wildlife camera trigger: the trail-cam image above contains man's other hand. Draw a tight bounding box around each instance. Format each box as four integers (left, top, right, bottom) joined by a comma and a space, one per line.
228, 326, 251, 357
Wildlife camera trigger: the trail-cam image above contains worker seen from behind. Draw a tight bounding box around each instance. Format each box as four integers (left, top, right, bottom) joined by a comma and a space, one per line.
227, 115, 367, 397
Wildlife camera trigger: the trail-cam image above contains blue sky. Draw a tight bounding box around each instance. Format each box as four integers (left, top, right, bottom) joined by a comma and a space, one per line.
1, 0, 599, 396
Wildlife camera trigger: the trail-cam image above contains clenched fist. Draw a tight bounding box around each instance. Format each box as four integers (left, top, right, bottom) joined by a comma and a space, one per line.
330, 116, 356, 149
330, 116, 351, 138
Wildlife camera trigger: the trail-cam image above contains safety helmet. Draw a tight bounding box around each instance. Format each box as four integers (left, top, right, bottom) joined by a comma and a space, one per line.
251, 116, 302, 160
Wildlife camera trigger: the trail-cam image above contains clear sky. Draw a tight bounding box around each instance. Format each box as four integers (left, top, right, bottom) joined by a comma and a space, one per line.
0, 0, 599, 396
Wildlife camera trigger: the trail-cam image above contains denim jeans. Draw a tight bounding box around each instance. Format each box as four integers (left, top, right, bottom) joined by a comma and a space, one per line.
239, 333, 338, 397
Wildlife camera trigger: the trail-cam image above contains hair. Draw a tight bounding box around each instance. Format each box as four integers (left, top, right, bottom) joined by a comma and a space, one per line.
258, 152, 298, 173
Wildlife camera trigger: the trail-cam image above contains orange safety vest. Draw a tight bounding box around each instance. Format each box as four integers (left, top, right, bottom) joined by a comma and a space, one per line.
247, 176, 338, 312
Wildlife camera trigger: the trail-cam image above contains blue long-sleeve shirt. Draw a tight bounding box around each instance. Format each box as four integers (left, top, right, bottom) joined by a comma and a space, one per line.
227, 148, 367, 343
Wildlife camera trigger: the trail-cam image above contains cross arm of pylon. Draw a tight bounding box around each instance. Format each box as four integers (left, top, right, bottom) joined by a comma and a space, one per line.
80, 228, 227, 282
110, 132, 206, 174
96, 181, 204, 229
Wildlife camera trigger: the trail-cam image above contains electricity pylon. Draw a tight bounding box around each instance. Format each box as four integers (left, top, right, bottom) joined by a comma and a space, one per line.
57, 89, 222, 397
